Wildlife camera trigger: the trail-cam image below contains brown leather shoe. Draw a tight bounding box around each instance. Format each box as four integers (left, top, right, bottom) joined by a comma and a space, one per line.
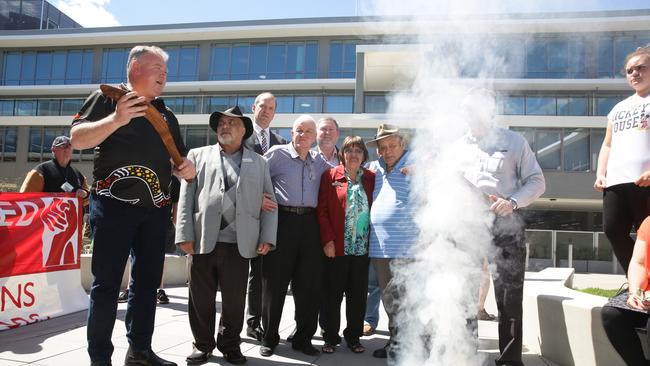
478, 309, 497, 321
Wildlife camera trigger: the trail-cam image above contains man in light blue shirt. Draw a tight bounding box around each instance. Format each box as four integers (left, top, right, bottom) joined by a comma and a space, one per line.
259, 115, 331, 358
366, 124, 418, 359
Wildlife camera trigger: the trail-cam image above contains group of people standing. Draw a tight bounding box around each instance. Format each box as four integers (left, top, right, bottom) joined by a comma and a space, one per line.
68, 43, 549, 366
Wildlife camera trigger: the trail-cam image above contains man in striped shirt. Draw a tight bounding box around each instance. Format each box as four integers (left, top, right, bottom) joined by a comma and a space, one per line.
366, 124, 418, 359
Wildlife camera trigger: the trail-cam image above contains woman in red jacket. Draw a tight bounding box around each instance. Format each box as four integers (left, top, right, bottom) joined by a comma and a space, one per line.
317, 135, 375, 354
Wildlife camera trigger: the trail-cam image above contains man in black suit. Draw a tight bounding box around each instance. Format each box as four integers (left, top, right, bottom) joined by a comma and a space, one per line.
243, 92, 287, 155
244, 92, 286, 341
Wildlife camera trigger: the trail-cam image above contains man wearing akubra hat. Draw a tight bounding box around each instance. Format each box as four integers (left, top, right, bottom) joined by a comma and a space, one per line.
175, 106, 277, 365
366, 123, 418, 360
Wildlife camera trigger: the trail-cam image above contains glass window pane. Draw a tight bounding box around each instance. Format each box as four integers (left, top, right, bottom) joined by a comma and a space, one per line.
237, 96, 255, 113
526, 96, 556, 115
20, 52, 36, 85
267, 43, 287, 77
37, 99, 61, 116
526, 231, 553, 259
183, 97, 199, 114
28, 127, 43, 162
590, 129, 605, 171
51, 51, 67, 84
61, 99, 83, 116
287, 42, 306, 77
569, 40, 585, 77
526, 40, 546, 76
165, 47, 180, 82
66, 50, 82, 84
365, 94, 387, 113
231, 44, 249, 79
535, 129, 562, 170
557, 96, 587, 116
329, 42, 343, 75
597, 38, 614, 78
210, 45, 231, 80
164, 97, 183, 113
503, 96, 525, 115
275, 95, 294, 113
250, 43, 268, 79
548, 40, 568, 75
596, 96, 624, 116
556, 232, 595, 261
294, 95, 322, 113
179, 47, 198, 81
35, 52, 53, 84
15, 100, 37, 116
563, 128, 590, 172
185, 127, 207, 149
342, 42, 356, 76
614, 38, 636, 77
205, 96, 236, 113
102, 48, 127, 83
0, 100, 14, 116
81, 50, 94, 83
305, 41, 318, 76
324, 95, 353, 113
3, 52, 21, 85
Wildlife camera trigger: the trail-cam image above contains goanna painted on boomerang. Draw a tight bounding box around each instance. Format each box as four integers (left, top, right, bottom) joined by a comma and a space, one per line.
95, 165, 170, 207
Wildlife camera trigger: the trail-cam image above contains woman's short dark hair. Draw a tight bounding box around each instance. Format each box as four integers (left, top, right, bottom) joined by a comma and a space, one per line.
339, 135, 369, 166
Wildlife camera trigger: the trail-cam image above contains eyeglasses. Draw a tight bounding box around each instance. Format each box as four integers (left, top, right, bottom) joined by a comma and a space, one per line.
626, 64, 648, 75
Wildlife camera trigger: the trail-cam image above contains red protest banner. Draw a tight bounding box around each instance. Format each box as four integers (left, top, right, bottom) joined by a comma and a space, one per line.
0, 193, 82, 277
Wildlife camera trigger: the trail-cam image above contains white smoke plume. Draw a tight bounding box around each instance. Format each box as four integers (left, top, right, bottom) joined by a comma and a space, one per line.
363, 1, 532, 364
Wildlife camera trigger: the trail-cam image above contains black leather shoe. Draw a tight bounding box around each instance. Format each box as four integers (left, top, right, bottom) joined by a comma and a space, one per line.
292, 344, 320, 356
222, 349, 247, 364
495, 361, 524, 366
185, 347, 211, 365
246, 326, 263, 341
259, 346, 274, 357
372, 347, 387, 358
90, 361, 112, 366
124, 346, 177, 366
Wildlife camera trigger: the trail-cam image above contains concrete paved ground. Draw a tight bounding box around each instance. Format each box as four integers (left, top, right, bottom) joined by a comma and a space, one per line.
0, 280, 564, 366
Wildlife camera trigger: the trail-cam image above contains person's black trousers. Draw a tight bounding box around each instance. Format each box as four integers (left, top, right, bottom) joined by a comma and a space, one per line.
601, 303, 650, 365
188, 244, 249, 354
603, 183, 650, 273
246, 257, 263, 328
261, 210, 323, 349
491, 213, 526, 365
322, 254, 370, 345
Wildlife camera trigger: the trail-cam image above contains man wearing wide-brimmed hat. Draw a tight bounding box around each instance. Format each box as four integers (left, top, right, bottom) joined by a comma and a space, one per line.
366, 123, 418, 360
176, 106, 277, 365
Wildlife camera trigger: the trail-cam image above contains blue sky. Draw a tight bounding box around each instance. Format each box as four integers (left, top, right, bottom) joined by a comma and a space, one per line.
54, 0, 650, 28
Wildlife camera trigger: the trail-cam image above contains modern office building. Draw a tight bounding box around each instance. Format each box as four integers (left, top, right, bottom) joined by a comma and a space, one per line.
1, 0, 81, 30
1, 10, 649, 272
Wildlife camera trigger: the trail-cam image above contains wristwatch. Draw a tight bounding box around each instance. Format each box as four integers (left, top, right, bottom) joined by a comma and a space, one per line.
508, 198, 518, 210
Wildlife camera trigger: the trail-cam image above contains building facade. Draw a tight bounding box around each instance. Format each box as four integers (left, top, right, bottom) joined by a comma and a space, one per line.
1, 0, 81, 30
1, 11, 649, 272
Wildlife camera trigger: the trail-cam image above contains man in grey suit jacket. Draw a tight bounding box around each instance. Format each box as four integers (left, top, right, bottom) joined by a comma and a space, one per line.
243, 92, 287, 341
176, 106, 277, 365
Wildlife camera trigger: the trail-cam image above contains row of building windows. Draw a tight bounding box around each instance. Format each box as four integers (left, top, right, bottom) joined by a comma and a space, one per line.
16, 126, 606, 174
2, 40, 356, 85
0, 0, 81, 31
0, 93, 355, 117
0, 93, 631, 117
3, 33, 650, 85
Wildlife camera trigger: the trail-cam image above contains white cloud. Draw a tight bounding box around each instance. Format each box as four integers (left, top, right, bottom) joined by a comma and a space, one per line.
55, 0, 120, 27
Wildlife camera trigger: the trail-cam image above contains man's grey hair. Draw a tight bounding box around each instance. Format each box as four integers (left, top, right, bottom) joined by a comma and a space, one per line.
292, 115, 316, 130
318, 117, 339, 131
126, 45, 169, 76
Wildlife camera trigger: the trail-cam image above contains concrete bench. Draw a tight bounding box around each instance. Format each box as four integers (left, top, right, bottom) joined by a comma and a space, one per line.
522, 267, 625, 366
80, 254, 189, 292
